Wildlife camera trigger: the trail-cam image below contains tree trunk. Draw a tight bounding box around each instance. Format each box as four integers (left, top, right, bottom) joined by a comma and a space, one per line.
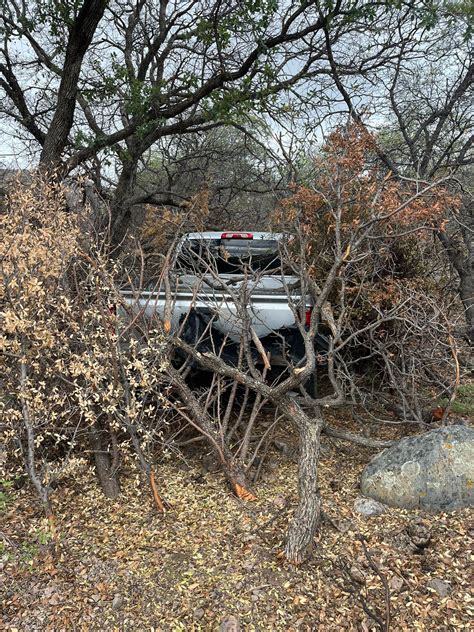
40, 0, 108, 166
460, 269, 474, 344
223, 454, 257, 501
285, 418, 323, 564
89, 420, 121, 499
109, 153, 140, 247
437, 226, 473, 344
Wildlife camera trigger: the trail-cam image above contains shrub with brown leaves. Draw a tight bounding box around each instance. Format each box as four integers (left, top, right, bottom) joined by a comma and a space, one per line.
1, 175, 172, 518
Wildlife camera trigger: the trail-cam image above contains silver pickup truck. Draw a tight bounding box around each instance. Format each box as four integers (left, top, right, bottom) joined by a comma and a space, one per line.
120, 231, 328, 366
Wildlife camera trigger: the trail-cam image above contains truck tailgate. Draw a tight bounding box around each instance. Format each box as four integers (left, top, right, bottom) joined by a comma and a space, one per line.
120, 274, 303, 341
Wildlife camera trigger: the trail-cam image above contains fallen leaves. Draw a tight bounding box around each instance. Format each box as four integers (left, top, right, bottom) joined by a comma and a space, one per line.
1, 422, 472, 631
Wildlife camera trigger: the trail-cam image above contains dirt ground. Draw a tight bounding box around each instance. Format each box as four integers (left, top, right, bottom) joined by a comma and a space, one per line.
1, 421, 472, 631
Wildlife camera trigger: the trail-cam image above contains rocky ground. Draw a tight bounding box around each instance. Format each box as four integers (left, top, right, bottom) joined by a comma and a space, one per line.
1, 419, 472, 631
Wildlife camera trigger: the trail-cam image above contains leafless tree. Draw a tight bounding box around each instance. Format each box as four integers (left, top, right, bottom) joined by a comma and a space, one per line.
322, 9, 473, 340
134, 124, 284, 231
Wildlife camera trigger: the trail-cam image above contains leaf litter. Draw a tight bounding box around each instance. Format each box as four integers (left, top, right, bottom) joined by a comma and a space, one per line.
1, 421, 472, 631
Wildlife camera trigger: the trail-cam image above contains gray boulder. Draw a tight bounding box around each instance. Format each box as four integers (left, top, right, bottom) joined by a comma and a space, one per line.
361, 425, 474, 511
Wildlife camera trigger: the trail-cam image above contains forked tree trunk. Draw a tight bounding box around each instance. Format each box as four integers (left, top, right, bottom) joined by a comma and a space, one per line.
89, 420, 121, 499
168, 365, 256, 500
285, 417, 323, 564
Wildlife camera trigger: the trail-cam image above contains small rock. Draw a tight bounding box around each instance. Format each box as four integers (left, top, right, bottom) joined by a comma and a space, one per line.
389, 576, 404, 593
349, 566, 365, 584
391, 520, 432, 554
241, 533, 256, 543
427, 578, 451, 598
391, 530, 418, 554
407, 520, 431, 549
219, 615, 240, 632
354, 496, 387, 516
336, 519, 353, 533
194, 608, 205, 620
273, 495, 287, 509
112, 594, 124, 610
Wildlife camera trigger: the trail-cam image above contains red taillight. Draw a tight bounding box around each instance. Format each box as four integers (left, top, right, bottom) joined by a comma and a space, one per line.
305, 307, 313, 327
221, 232, 253, 239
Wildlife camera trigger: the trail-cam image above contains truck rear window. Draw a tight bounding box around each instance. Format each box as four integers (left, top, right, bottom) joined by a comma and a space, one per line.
176, 238, 282, 274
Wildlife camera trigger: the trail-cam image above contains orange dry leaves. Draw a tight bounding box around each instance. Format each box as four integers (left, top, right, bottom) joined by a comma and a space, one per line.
276, 123, 460, 246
